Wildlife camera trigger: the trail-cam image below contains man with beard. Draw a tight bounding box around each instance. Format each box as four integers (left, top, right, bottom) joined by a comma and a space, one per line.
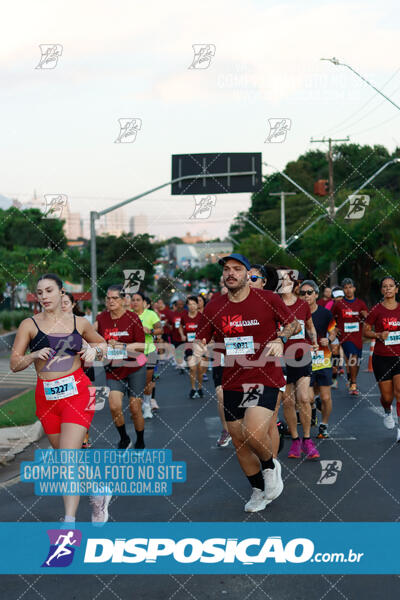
195, 254, 299, 512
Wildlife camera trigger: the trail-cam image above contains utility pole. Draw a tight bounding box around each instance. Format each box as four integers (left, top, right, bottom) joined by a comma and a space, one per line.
269, 191, 296, 249
310, 136, 350, 286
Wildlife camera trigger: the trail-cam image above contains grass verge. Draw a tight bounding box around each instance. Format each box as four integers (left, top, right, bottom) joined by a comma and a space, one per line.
0, 389, 36, 428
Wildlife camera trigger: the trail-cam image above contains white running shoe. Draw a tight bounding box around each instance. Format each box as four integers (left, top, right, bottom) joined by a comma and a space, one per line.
142, 403, 153, 419
90, 489, 112, 525
396, 428, 400, 443
263, 458, 284, 504
150, 398, 159, 411
383, 410, 395, 429
244, 488, 268, 512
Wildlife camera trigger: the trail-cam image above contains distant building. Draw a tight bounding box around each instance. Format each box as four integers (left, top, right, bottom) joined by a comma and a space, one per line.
98, 208, 128, 237
129, 214, 148, 236
181, 231, 205, 244
170, 241, 233, 269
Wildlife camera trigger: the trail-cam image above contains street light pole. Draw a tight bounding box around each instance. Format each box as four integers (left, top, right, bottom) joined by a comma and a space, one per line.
285, 158, 400, 247
321, 57, 400, 112
90, 169, 257, 317
269, 192, 296, 249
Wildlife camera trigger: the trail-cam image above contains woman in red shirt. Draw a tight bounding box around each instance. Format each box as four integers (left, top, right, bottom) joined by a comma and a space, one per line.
364, 277, 400, 440
179, 296, 205, 398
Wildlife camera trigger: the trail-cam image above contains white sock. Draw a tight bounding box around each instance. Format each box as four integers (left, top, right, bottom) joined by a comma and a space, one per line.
64, 515, 75, 522
143, 394, 151, 407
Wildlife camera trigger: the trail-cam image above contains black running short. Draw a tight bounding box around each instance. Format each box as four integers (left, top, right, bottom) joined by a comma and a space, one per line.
372, 353, 400, 382
212, 366, 223, 388
223, 386, 279, 422
286, 361, 312, 384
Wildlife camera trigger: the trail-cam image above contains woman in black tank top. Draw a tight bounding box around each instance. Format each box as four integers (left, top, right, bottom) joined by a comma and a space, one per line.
10, 274, 111, 524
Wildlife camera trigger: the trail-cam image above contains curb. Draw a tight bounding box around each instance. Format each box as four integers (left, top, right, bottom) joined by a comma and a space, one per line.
0, 421, 44, 465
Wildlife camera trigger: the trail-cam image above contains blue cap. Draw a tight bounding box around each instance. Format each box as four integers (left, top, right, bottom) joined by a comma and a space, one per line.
218, 253, 251, 270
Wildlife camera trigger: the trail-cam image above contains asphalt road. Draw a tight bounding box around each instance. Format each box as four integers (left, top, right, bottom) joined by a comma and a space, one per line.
0, 348, 399, 598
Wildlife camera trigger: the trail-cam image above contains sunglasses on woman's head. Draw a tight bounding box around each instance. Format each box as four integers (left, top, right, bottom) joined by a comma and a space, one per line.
250, 275, 264, 282
300, 290, 314, 296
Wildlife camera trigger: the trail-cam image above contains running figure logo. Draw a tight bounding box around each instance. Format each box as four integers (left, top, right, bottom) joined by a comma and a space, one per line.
345, 195, 370, 220
35, 44, 63, 69
317, 460, 342, 485
43, 194, 67, 219
42, 529, 82, 567
265, 118, 291, 143
188, 44, 216, 69
123, 269, 145, 294
190, 195, 217, 219
114, 118, 142, 143
239, 383, 264, 408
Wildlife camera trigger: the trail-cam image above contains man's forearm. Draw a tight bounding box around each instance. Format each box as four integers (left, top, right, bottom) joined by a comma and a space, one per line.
279, 320, 299, 339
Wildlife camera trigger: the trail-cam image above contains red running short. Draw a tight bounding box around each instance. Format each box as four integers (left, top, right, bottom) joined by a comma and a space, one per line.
35, 367, 94, 435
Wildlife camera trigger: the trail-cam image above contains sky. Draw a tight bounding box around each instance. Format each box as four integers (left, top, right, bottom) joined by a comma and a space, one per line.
1, 0, 400, 239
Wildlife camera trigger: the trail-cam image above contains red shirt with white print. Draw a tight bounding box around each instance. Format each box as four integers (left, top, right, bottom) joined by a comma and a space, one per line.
333, 297, 368, 349
197, 288, 291, 391
365, 302, 400, 357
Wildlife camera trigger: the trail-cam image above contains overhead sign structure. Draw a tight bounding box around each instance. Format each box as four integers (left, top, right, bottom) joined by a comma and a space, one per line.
171, 152, 262, 195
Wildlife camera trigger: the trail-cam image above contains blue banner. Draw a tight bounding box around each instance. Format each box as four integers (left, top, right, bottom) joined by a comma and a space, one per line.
0, 522, 398, 574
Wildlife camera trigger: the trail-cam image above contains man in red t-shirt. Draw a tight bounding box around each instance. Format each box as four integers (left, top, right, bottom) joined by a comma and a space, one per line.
332, 278, 368, 395
195, 253, 299, 513
95, 285, 146, 449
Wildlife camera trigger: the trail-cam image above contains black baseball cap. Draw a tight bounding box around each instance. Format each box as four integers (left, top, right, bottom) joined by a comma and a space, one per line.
218, 253, 251, 270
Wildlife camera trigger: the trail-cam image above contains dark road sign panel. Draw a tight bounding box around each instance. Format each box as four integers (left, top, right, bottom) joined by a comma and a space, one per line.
171, 152, 262, 195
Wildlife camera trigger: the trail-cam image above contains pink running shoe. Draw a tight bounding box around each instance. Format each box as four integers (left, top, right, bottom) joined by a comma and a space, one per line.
288, 438, 302, 458
302, 438, 320, 460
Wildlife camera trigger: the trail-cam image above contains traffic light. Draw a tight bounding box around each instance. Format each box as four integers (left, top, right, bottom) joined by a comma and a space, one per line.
314, 179, 329, 196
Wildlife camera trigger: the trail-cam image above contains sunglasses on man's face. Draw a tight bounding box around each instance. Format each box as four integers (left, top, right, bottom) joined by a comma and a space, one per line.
250, 275, 264, 282
300, 290, 314, 296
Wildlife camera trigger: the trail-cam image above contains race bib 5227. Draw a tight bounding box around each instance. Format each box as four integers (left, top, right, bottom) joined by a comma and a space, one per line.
43, 375, 78, 401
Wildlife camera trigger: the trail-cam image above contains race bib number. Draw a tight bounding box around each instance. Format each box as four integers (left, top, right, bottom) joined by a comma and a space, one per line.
224, 336, 255, 355
344, 322, 359, 333
43, 375, 78, 401
290, 319, 305, 340
187, 332, 196, 342
107, 346, 128, 360
174, 319, 181, 328
384, 331, 400, 346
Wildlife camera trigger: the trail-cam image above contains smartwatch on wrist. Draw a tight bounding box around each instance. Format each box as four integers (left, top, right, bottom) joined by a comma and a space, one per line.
278, 335, 288, 345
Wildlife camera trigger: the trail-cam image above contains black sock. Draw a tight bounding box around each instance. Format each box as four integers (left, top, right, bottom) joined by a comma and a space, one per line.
152, 387, 156, 398
332, 372, 337, 380
303, 436, 310, 440
247, 471, 264, 491
384, 408, 391, 414
311, 407, 317, 420
117, 424, 128, 441
261, 458, 274, 471
292, 436, 300, 441
134, 429, 145, 449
